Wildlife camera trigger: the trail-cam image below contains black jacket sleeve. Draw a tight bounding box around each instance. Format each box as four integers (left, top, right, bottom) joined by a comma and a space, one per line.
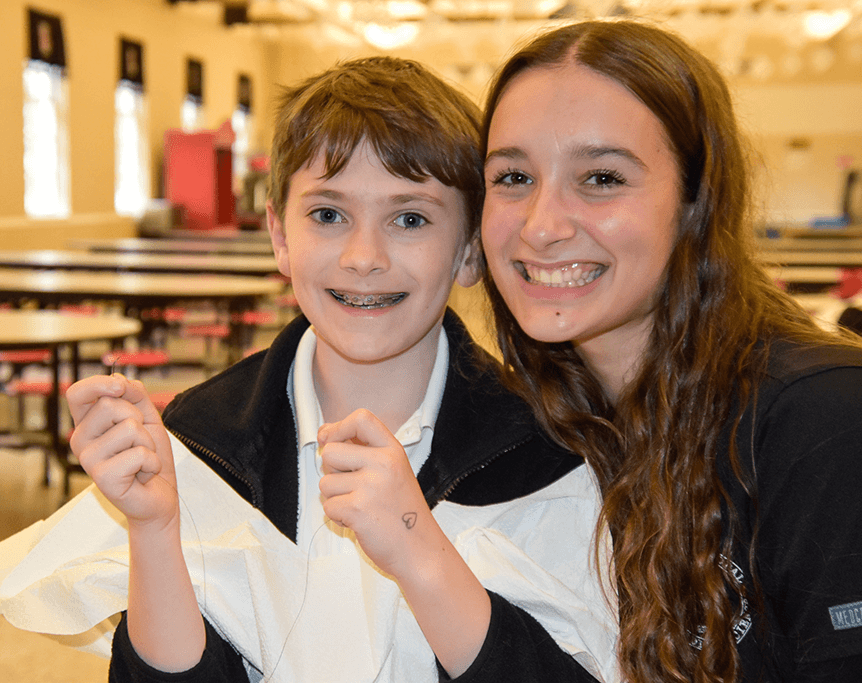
754, 368, 862, 671
438, 592, 603, 683
109, 612, 250, 683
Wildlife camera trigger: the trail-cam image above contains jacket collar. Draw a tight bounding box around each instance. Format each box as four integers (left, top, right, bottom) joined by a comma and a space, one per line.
163, 309, 542, 508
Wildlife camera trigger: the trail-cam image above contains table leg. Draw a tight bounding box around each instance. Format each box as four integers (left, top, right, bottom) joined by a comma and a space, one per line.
45, 346, 61, 489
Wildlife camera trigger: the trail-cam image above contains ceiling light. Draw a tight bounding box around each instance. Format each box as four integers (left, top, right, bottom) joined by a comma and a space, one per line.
385, 0, 427, 20
363, 21, 419, 48
803, 9, 851, 41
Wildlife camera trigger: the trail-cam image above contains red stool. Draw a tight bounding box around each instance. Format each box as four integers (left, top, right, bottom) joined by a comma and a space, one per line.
102, 349, 172, 379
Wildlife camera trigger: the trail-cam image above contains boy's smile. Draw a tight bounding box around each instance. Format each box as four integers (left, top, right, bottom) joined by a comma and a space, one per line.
327, 289, 407, 310
268, 142, 478, 378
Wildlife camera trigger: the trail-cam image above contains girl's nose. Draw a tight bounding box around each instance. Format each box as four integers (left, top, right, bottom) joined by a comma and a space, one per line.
519, 185, 578, 252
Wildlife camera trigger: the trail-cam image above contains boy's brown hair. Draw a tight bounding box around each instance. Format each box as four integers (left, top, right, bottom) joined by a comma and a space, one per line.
268, 56, 483, 240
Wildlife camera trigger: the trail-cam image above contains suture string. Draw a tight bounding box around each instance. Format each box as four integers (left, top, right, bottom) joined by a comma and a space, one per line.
154, 472, 326, 682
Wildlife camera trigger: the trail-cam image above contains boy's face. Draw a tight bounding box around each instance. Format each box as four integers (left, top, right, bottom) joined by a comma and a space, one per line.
267, 142, 478, 368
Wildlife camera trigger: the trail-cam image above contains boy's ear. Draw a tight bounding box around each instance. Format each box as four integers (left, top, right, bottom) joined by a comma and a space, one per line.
266, 201, 291, 278
455, 239, 481, 288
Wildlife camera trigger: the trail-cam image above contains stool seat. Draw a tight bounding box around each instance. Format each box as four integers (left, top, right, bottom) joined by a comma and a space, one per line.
6, 379, 72, 396
0, 349, 52, 364
183, 323, 231, 339
102, 349, 172, 369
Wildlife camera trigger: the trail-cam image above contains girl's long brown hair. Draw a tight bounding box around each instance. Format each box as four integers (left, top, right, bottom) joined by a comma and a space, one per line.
481, 20, 854, 683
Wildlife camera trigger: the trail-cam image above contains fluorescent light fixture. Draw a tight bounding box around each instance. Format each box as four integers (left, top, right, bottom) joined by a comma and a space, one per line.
386, 0, 427, 20
803, 9, 851, 40
363, 21, 419, 48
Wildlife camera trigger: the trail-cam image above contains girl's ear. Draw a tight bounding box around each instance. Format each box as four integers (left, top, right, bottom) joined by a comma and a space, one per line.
266, 201, 290, 278
455, 238, 482, 288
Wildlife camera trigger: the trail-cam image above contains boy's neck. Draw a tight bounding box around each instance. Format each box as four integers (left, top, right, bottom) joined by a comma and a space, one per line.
311, 327, 443, 434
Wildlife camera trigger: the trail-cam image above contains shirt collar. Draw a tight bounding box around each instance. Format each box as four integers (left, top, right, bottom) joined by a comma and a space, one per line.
289, 324, 449, 450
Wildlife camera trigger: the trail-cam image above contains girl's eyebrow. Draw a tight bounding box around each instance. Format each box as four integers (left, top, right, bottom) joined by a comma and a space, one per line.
484, 146, 526, 168
571, 143, 648, 170
484, 143, 648, 170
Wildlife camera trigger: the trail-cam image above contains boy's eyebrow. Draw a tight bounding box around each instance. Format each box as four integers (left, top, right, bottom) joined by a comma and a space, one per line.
300, 189, 447, 208
300, 189, 344, 202
390, 192, 446, 208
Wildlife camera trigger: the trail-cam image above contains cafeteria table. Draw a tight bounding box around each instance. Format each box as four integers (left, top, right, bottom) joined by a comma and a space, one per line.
0, 310, 142, 496
764, 266, 841, 293
757, 237, 862, 252
0, 269, 283, 364
0, 249, 278, 276
758, 251, 862, 268
69, 237, 274, 257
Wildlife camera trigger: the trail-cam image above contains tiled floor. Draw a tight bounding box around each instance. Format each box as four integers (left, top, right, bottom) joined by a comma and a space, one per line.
0, 285, 496, 682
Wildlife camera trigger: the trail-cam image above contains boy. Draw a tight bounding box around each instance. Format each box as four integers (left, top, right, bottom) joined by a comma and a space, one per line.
1, 58, 618, 682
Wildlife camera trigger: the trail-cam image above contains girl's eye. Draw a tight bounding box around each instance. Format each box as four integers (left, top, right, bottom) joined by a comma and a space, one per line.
394, 212, 427, 230
310, 208, 346, 224
585, 170, 625, 187
490, 169, 533, 187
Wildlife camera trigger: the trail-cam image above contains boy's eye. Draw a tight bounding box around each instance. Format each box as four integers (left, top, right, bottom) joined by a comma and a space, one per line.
394, 212, 427, 230
310, 208, 346, 224
490, 169, 533, 187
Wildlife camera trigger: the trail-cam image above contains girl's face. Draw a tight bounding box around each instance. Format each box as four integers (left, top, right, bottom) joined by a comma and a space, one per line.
482, 62, 682, 389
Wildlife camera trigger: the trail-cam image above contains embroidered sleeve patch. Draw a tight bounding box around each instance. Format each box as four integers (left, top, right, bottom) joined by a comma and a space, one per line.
829, 602, 862, 630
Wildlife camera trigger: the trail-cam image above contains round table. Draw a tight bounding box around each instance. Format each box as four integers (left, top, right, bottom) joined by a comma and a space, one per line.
69, 237, 275, 257
0, 269, 284, 364
0, 249, 278, 276
0, 310, 142, 496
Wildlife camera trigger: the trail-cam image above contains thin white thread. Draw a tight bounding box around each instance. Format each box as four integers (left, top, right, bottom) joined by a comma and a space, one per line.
263, 520, 329, 682
160, 472, 326, 682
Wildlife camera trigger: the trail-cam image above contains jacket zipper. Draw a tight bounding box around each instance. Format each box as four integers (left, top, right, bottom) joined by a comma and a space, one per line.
434, 435, 532, 505
168, 428, 260, 509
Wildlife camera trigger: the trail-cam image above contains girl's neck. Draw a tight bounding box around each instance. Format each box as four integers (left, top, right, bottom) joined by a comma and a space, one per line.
577, 322, 652, 406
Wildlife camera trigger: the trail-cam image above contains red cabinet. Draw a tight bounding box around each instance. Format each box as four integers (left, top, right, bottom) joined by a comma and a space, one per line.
164, 123, 235, 231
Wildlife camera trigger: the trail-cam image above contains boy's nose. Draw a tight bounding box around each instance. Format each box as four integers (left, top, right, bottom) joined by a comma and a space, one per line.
519, 186, 578, 252
339, 228, 390, 276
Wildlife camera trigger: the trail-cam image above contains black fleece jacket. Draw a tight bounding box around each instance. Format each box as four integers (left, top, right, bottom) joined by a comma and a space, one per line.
107, 310, 604, 683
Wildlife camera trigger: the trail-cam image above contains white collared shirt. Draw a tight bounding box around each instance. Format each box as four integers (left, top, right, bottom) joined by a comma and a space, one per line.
288, 325, 450, 554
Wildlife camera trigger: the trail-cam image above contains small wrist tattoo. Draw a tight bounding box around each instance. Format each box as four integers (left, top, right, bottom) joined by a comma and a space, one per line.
402, 512, 417, 530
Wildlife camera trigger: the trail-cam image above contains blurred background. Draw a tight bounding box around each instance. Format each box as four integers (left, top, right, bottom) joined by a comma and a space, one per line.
1, 0, 861, 235
1, 2, 862, 680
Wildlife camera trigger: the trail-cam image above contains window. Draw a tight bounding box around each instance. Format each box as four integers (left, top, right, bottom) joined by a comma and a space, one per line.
181, 96, 204, 131
23, 60, 70, 218
231, 107, 252, 194
232, 74, 253, 193
114, 39, 149, 216
114, 82, 149, 216
183, 58, 204, 131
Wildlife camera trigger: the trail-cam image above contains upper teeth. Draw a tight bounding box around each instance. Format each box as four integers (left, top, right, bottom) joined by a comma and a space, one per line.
521, 263, 606, 287
328, 290, 407, 308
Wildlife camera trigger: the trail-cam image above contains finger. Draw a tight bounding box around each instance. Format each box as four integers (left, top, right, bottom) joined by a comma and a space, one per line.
69, 395, 146, 455
319, 468, 364, 499
319, 440, 388, 475
66, 375, 127, 425
114, 378, 165, 425
87, 444, 162, 495
76, 416, 157, 476
318, 408, 399, 449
